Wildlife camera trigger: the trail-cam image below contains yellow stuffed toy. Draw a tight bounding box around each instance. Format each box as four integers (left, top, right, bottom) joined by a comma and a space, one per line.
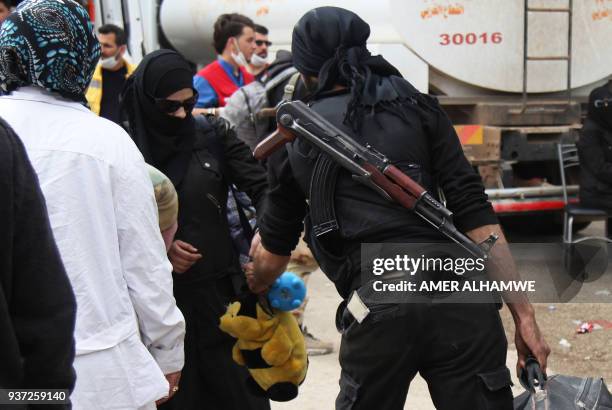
219, 294, 308, 402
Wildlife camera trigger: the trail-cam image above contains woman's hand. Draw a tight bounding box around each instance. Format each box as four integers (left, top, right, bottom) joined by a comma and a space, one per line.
168, 240, 202, 273
155, 371, 182, 406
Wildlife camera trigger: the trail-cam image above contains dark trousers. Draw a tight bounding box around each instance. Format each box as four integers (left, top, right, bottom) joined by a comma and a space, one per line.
335, 301, 513, 410
159, 276, 270, 410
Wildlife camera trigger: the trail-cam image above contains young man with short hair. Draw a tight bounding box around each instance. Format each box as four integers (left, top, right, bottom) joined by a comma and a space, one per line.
86, 24, 136, 124
193, 13, 256, 113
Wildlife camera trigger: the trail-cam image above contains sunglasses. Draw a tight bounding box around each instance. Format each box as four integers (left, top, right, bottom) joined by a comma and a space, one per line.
255, 40, 272, 47
154, 91, 199, 114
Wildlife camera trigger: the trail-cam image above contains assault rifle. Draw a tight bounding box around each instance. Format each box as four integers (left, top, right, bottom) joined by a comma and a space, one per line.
254, 100, 498, 260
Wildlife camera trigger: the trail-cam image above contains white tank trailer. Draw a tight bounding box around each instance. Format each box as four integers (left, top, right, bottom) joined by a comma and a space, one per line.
95, 0, 612, 230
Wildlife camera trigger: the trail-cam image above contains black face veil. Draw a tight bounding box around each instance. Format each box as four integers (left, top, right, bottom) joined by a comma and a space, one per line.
120, 50, 195, 186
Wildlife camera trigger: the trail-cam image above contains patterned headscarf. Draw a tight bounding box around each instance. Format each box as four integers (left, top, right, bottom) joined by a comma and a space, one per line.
0, 0, 100, 103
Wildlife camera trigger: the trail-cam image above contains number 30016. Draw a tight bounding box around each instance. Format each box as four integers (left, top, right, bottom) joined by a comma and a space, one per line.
439, 32, 503, 46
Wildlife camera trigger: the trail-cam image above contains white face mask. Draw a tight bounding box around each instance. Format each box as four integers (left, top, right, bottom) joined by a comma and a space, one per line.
231, 38, 249, 67
250, 53, 268, 67
100, 52, 120, 70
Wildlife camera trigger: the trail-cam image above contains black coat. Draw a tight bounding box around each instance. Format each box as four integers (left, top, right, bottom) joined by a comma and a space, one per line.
172, 116, 268, 285
0, 118, 76, 399
577, 119, 612, 212
158, 116, 270, 410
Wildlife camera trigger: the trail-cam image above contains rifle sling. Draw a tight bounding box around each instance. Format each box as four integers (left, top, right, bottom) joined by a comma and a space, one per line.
309, 153, 341, 237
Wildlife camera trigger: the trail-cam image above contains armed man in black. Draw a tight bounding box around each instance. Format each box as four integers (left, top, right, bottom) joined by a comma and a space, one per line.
248, 7, 550, 410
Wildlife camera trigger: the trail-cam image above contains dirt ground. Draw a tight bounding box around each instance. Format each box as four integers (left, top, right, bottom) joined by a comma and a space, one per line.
499, 220, 612, 383
500, 303, 612, 382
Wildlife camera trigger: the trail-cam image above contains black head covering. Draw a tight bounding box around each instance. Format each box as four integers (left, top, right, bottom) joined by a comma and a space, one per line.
0, 0, 100, 103
586, 81, 612, 131
292, 7, 411, 131
121, 50, 195, 186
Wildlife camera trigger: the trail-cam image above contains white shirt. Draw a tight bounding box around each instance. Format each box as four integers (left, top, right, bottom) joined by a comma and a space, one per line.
0, 87, 186, 409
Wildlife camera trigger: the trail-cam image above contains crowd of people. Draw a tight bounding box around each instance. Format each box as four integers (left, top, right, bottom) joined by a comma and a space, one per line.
0, 1, 560, 409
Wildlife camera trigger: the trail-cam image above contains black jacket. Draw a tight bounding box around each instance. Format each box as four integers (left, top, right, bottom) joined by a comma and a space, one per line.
577, 119, 612, 212
0, 118, 76, 400
173, 116, 268, 285
258, 89, 497, 297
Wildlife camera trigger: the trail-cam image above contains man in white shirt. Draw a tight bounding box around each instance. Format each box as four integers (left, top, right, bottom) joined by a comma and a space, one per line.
0, 1, 185, 409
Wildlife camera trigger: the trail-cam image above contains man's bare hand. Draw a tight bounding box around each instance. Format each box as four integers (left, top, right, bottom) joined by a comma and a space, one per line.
247, 233, 289, 293
513, 308, 551, 375
243, 261, 269, 294
466, 224, 550, 374
249, 232, 262, 259
168, 240, 202, 273
155, 371, 182, 405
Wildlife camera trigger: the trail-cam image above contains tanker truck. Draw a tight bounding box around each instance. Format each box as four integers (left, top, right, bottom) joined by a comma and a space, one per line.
88, 0, 612, 232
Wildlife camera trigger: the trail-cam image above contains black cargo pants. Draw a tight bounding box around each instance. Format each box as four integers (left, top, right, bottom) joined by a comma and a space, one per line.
335, 297, 513, 410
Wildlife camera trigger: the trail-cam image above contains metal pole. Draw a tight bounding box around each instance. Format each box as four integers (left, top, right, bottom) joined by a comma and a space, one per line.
567, 0, 573, 105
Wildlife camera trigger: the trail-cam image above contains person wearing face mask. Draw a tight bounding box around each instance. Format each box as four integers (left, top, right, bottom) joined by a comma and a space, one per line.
247, 24, 272, 81
85, 24, 135, 124
122, 49, 270, 410
192, 13, 256, 114
577, 80, 612, 235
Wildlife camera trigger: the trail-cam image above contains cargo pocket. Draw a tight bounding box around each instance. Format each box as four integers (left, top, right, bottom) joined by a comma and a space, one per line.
367, 302, 400, 323
335, 371, 360, 410
477, 366, 513, 410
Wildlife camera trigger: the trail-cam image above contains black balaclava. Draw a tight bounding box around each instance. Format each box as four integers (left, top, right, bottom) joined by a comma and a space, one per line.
121, 50, 196, 186
292, 6, 417, 132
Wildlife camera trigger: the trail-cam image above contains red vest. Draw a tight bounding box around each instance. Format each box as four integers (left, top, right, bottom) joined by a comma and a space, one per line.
197, 60, 254, 107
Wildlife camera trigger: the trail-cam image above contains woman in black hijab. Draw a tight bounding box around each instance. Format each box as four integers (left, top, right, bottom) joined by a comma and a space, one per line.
121, 50, 270, 410
121, 50, 196, 186
577, 81, 612, 227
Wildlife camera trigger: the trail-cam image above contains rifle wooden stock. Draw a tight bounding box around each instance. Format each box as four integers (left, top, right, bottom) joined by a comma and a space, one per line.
383, 165, 426, 198
362, 163, 418, 209
253, 126, 296, 160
